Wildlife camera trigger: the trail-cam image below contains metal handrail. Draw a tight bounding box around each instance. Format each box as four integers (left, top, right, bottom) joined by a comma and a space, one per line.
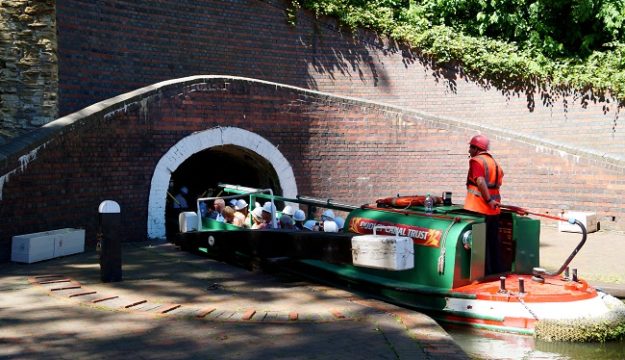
218, 183, 359, 212
198, 186, 277, 229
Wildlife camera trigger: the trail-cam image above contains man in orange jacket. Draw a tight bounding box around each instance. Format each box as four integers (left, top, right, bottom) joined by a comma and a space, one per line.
464, 134, 505, 275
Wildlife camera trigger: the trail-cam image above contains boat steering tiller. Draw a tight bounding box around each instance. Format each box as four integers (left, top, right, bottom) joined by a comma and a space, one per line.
501, 205, 588, 283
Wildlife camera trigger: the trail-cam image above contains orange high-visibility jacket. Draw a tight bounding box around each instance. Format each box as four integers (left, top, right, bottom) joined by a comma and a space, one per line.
464, 153, 503, 215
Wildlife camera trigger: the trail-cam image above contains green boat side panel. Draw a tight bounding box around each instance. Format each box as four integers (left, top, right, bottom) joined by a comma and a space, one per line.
470, 222, 486, 281
299, 259, 468, 311
345, 208, 477, 290
512, 215, 540, 273
201, 218, 241, 231
187, 189, 541, 296
451, 221, 485, 288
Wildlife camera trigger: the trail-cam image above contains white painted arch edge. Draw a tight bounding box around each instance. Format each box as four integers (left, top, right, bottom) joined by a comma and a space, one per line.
147, 127, 298, 239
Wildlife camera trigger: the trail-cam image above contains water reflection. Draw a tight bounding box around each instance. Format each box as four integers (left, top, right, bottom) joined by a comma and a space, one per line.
445, 325, 625, 360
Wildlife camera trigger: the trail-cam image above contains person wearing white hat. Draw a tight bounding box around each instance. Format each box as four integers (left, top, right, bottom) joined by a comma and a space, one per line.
233, 199, 249, 228
251, 207, 266, 229
293, 209, 306, 230
334, 216, 345, 231
279, 214, 295, 229
281, 205, 295, 217
321, 209, 335, 221
234, 199, 248, 211
303, 219, 318, 231
315, 209, 337, 232
262, 202, 277, 229
323, 220, 338, 233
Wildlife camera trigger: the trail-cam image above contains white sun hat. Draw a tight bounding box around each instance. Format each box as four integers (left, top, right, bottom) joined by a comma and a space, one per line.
293, 209, 306, 222
234, 199, 248, 211
282, 205, 295, 217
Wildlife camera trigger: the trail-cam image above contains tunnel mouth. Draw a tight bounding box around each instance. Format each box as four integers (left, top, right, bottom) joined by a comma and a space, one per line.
165, 145, 282, 235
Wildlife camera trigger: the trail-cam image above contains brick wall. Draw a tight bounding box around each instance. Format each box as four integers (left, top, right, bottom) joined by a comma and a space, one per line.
1, 77, 623, 262
1, 0, 622, 161
2, 1, 625, 262
53, 0, 625, 161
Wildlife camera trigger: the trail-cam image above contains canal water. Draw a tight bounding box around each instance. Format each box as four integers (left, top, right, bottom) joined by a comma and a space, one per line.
445, 325, 625, 359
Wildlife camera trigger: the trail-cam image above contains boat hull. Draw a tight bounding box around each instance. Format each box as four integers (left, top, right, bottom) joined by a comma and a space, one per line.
175, 187, 621, 338
292, 260, 619, 335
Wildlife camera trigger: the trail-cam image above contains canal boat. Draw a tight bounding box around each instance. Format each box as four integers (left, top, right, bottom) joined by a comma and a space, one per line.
175, 184, 625, 341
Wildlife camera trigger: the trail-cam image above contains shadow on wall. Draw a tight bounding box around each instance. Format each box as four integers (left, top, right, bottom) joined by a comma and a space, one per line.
284, 0, 625, 141
289, 0, 623, 125
302, 21, 386, 88
48, 0, 623, 141
398, 45, 623, 120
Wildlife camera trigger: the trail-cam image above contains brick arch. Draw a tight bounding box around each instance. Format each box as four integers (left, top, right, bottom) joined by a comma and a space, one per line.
2, 75, 625, 264
147, 127, 297, 239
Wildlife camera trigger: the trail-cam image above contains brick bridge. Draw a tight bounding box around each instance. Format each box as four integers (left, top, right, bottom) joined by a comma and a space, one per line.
1, 76, 624, 262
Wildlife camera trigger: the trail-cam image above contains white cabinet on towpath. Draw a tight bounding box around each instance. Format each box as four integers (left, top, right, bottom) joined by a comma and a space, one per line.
11, 228, 85, 263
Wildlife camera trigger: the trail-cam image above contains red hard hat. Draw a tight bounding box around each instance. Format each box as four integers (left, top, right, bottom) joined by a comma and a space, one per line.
469, 134, 490, 151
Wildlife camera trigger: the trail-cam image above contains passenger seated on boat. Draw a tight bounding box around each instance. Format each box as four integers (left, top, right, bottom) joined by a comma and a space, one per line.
281, 205, 295, 219
251, 207, 266, 229
293, 210, 306, 230
233, 199, 250, 228
308, 210, 337, 232
279, 214, 295, 230
222, 206, 236, 224
207, 198, 225, 222
334, 216, 345, 231
322, 220, 338, 232
261, 202, 277, 229
303, 220, 318, 231
321, 209, 335, 222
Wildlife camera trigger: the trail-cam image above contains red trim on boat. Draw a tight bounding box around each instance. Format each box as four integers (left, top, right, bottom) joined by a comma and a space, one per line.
452, 274, 597, 303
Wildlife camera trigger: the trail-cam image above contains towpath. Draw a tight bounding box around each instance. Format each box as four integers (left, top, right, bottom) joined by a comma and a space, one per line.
0, 239, 466, 360
1, 225, 623, 359
539, 225, 625, 297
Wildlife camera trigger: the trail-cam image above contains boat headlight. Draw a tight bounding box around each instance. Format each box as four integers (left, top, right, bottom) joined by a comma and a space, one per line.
461, 230, 472, 250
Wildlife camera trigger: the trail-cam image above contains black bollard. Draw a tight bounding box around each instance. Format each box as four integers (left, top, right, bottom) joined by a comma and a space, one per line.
98, 200, 122, 282
498, 276, 507, 293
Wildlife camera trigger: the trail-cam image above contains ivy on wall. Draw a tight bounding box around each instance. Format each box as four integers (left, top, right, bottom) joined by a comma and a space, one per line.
288, 0, 625, 105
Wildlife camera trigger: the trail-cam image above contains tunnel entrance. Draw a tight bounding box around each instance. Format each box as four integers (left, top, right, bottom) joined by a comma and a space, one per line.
148, 126, 298, 239
166, 145, 282, 236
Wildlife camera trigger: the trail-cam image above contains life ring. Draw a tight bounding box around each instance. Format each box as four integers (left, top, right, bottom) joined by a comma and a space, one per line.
376, 195, 443, 208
